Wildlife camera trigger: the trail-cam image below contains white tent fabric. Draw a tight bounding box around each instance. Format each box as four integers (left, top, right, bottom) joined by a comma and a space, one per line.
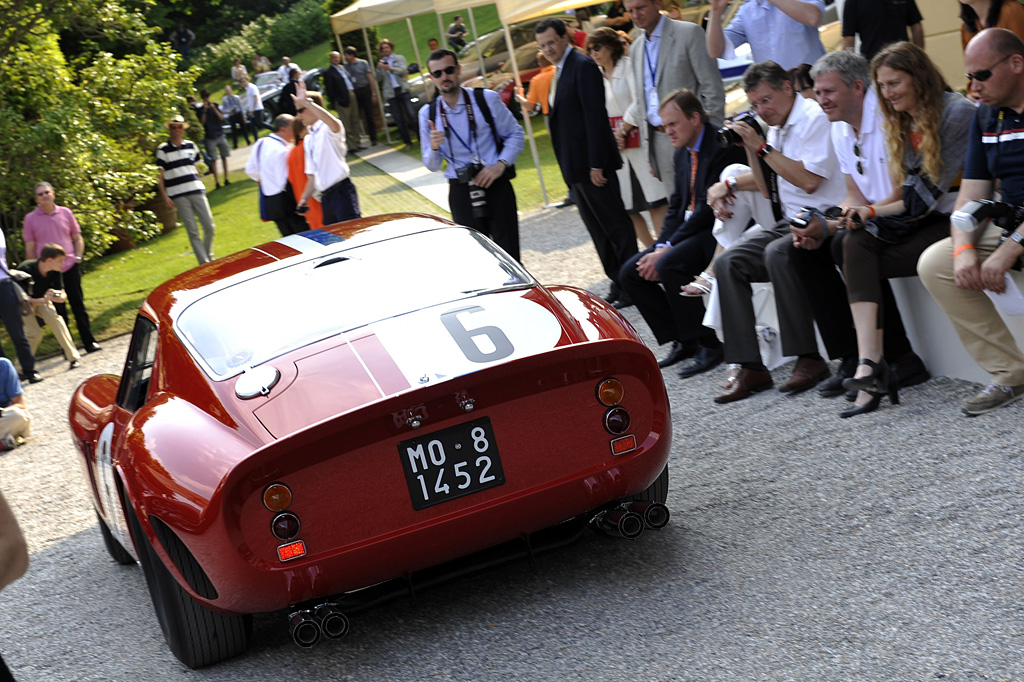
496, 0, 595, 24
330, 0, 434, 36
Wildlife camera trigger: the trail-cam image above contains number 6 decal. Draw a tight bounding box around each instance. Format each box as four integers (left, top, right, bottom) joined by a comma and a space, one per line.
441, 306, 514, 363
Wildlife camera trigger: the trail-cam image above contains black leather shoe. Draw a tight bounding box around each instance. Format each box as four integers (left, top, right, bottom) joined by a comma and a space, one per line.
612, 291, 635, 309
554, 197, 575, 208
85, 343, 102, 353
603, 283, 621, 304
678, 345, 725, 378
69, 360, 80, 370
657, 341, 696, 368
892, 353, 929, 389
27, 372, 42, 384
818, 358, 857, 397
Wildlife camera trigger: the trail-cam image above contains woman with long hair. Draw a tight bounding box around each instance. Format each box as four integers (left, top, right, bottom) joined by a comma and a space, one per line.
835, 42, 975, 417
585, 27, 666, 248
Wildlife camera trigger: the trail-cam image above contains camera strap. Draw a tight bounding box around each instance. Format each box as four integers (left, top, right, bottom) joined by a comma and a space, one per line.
436, 89, 480, 163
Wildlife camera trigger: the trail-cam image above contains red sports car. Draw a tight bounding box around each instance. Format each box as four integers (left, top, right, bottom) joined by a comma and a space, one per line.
68, 214, 672, 668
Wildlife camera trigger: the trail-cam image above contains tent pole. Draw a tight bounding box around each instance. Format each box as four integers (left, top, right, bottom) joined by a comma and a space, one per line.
501, 22, 548, 206
467, 8, 487, 80
363, 25, 392, 145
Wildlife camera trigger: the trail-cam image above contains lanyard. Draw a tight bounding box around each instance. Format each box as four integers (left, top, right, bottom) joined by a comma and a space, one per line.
644, 36, 657, 86
438, 89, 480, 164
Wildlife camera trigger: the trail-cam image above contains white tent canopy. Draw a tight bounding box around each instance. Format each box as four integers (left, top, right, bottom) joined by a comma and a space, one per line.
330, 0, 434, 36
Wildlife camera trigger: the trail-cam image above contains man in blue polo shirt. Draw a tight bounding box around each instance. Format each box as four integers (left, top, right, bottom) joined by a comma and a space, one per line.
0, 357, 31, 450
920, 28, 1024, 416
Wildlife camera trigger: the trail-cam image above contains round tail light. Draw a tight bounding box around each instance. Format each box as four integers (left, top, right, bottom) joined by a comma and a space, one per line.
263, 483, 292, 511
271, 512, 301, 541
604, 406, 631, 435
596, 378, 624, 406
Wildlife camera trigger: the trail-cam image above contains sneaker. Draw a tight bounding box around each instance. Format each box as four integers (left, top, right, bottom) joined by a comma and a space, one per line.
962, 382, 1024, 417
0, 434, 17, 452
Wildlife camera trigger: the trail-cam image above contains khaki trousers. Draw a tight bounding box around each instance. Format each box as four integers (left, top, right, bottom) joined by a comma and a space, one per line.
23, 301, 81, 362
337, 92, 362, 151
0, 406, 31, 440
918, 225, 1024, 386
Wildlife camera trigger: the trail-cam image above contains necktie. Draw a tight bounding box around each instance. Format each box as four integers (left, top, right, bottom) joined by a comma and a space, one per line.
549, 68, 559, 109
688, 149, 698, 212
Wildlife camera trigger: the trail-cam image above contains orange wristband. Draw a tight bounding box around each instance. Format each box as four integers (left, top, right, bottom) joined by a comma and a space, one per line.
953, 244, 976, 258
867, 204, 876, 218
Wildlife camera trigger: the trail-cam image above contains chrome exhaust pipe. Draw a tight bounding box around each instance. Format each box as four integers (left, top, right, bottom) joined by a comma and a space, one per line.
289, 609, 322, 648
627, 501, 670, 530
314, 603, 350, 639
590, 509, 644, 539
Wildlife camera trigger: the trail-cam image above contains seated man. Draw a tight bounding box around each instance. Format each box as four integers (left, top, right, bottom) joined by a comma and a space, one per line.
17, 243, 82, 371
0, 357, 31, 450
619, 89, 746, 376
769, 50, 929, 399
919, 28, 1024, 416
705, 60, 845, 403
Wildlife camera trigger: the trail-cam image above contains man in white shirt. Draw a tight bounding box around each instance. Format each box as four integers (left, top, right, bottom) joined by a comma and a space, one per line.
706, 60, 845, 403
245, 114, 307, 236
777, 50, 929, 398
294, 86, 361, 224
240, 76, 267, 134
277, 57, 299, 84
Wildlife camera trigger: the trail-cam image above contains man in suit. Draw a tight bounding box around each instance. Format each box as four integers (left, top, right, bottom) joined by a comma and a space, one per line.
618, 0, 725, 200
535, 18, 638, 307
375, 39, 416, 145
324, 51, 363, 153
620, 89, 746, 376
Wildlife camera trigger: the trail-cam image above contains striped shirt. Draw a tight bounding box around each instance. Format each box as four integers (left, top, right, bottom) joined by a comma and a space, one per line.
155, 139, 205, 198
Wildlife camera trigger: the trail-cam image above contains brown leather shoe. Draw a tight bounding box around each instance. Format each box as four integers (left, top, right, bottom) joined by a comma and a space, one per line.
779, 356, 830, 394
714, 368, 773, 404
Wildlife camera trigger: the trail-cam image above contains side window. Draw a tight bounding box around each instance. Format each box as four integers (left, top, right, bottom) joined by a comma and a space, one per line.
116, 316, 158, 412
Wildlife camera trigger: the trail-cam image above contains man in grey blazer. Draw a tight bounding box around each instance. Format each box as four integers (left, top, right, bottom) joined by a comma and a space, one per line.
618, 0, 725, 198
375, 39, 416, 145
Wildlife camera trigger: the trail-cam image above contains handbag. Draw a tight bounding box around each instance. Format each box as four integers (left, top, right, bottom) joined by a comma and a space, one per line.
4, 268, 34, 317
609, 115, 640, 148
863, 170, 945, 244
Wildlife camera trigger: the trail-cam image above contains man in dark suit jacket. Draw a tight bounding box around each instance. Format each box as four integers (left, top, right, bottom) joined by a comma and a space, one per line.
324, 51, 363, 152
535, 18, 638, 307
620, 89, 745, 377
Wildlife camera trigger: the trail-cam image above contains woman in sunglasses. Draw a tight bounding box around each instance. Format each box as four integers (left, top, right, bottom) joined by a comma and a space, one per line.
585, 27, 666, 248
832, 41, 976, 417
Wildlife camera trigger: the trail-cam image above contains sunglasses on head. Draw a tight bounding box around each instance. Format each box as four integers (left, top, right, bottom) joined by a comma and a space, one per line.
966, 53, 1012, 83
430, 65, 457, 78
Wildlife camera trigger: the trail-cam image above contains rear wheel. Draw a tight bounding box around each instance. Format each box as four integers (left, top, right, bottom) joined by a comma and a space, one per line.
96, 510, 134, 565
125, 499, 251, 668
627, 465, 668, 504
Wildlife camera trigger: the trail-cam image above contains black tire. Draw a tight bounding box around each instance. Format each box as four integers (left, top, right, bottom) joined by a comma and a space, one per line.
627, 465, 669, 504
96, 510, 135, 566
124, 500, 251, 668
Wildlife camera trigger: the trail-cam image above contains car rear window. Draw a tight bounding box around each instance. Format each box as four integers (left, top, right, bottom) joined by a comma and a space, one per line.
174, 227, 531, 379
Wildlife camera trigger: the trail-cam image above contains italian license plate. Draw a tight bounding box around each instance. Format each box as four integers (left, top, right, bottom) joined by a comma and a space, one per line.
398, 417, 505, 510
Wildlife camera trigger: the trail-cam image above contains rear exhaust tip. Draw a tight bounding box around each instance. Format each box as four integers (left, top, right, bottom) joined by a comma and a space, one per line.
590, 509, 645, 539
289, 609, 322, 648
314, 603, 350, 639
628, 501, 670, 530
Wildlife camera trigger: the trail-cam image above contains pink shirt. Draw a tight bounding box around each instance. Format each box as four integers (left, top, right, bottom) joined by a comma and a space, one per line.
23, 205, 80, 273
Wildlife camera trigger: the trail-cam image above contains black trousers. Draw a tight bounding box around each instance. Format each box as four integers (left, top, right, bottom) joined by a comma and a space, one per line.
321, 178, 361, 225
448, 176, 520, 262
0, 279, 34, 375
571, 174, 638, 286
620, 231, 718, 346
353, 86, 377, 144
54, 262, 96, 349
227, 111, 250, 148
388, 92, 416, 144
263, 189, 307, 237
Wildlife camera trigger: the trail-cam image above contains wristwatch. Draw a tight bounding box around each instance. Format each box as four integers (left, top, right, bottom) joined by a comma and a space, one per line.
757, 143, 775, 159
1011, 231, 1024, 248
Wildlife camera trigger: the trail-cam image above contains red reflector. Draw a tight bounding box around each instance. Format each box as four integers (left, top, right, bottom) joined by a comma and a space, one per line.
610, 434, 636, 455
277, 540, 306, 562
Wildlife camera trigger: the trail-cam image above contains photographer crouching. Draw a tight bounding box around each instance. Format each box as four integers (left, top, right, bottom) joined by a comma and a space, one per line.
419, 49, 525, 261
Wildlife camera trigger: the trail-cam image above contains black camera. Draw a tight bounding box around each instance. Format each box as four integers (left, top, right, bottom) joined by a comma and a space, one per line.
455, 162, 484, 185
951, 199, 1024, 233
716, 112, 764, 148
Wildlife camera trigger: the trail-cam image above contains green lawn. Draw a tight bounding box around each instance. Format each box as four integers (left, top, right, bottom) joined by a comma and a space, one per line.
18, 156, 448, 360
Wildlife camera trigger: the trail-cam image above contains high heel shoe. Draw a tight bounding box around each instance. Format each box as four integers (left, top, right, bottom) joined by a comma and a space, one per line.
839, 358, 899, 418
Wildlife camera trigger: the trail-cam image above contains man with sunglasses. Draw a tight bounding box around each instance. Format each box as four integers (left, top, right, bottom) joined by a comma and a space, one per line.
920, 28, 1024, 416
419, 49, 524, 260
770, 50, 929, 399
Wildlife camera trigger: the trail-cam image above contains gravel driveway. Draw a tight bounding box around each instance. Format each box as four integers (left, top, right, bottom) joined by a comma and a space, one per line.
0, 206, 1021, 681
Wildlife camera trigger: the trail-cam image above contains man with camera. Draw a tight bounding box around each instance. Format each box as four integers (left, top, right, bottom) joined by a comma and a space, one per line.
705, 60, 845, 403
419, 49, 524, 261
919, 28, 1024, 416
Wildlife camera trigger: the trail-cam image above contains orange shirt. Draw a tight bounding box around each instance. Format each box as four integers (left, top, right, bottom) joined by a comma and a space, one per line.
527, 65, 555, 116
288, 141, 323, 230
